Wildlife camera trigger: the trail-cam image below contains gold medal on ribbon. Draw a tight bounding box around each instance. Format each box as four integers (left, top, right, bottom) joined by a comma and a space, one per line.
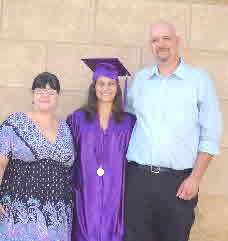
97, 167, 105, 176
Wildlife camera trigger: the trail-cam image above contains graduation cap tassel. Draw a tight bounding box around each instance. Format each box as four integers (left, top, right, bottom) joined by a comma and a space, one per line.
123, 75, 128, 106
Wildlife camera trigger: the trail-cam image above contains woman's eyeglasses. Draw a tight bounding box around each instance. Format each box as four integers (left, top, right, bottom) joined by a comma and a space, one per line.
33, 88, 57, 96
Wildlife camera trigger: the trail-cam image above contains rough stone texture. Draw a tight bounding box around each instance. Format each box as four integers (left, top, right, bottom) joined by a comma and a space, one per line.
0, 1, 228, 240
1, 0, 94, 43
0, 1, 2, 29
46, 44, 141, 90
95, 0, 190, 47
190, 195, 228, 241
182, 49, 228, 100
0, 87, 32, 122
200, 148, 228, 195
190, 0, 228, 3
0, 41, 46, 88
56, 89, 87, 120
191, 4, 228, 51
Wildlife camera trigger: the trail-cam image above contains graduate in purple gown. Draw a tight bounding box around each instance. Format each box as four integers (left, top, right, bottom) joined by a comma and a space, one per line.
67, 58, 135, 241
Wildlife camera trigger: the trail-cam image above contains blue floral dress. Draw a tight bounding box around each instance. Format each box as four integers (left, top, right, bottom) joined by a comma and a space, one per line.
0, 112, 75, 241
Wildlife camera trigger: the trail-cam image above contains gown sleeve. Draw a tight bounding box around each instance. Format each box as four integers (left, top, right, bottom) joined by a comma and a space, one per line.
66, 112, 80, 146
66, 112, 81, 190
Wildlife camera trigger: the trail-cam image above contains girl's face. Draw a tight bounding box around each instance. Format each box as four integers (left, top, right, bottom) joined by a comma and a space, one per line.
95, 76, 117, 104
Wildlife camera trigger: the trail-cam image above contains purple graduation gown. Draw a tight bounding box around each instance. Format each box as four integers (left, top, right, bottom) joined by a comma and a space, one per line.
67, 110, 135, 241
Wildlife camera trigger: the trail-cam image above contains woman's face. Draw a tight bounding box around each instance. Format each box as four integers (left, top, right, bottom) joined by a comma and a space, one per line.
95, 76, 117, 104
32, 84, 59, 112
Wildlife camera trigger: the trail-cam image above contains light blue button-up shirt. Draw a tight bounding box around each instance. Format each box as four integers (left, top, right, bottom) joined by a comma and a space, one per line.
126, 59, 222, 170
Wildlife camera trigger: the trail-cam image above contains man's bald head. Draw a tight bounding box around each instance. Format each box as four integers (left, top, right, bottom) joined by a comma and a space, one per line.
150, 21, 180, 64
151, 21, 178, 38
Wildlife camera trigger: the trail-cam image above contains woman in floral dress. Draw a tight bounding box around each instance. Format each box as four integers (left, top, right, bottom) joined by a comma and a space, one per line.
0, 72, 75, 240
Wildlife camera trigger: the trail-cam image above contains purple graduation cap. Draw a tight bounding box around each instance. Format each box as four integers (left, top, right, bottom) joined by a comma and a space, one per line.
81, 58, 131, 105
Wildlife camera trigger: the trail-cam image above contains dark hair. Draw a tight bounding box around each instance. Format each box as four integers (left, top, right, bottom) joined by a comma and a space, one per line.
32, 72, 60, 93
81, 81, 125, 123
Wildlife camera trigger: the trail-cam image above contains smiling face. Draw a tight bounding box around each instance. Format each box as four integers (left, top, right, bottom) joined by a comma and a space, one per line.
32, 84, 59, 112
150, 23, 180, 64
95, 76, 117, 104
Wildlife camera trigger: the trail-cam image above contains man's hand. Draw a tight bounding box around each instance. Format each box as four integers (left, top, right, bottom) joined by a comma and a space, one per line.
176, 152, 213, 200
176, 175, 200, 200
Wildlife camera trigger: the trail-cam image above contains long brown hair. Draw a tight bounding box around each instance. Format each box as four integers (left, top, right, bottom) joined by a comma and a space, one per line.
81, 81, 125, 122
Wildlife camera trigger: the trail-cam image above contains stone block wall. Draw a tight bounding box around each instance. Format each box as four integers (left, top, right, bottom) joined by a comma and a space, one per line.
0, 1, 227, 240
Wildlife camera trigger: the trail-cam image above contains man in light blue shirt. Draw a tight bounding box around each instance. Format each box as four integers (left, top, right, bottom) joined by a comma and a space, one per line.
124, 22, 222, 241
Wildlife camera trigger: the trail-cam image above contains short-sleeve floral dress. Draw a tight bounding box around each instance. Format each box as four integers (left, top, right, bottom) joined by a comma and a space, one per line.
0, 112, 75, 241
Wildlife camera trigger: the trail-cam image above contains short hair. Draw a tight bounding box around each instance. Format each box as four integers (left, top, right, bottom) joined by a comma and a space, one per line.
32, 72, 60, 93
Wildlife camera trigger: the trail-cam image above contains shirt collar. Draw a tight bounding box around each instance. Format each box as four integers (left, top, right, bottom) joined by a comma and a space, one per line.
149, 64, 159, 77
149, 58, 188, 80
172, 58, 188, 79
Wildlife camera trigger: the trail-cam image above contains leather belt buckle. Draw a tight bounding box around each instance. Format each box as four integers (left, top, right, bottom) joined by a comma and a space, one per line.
150, 166, 160, 174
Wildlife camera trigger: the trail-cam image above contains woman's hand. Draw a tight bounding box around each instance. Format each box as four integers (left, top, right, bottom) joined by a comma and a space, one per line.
0, 204, 8, 216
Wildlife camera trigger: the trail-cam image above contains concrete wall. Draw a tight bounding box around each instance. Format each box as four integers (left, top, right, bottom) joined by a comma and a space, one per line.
0, 1, 227, 240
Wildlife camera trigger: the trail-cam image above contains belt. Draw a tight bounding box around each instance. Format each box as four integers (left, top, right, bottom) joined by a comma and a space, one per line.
128, 161, 192, 175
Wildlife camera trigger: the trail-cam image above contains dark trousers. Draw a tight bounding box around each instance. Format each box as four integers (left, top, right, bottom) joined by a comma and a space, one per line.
124, 163, 198, 241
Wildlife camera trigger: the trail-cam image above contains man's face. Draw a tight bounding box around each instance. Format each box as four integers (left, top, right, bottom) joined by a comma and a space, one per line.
150, 24, 179, 64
